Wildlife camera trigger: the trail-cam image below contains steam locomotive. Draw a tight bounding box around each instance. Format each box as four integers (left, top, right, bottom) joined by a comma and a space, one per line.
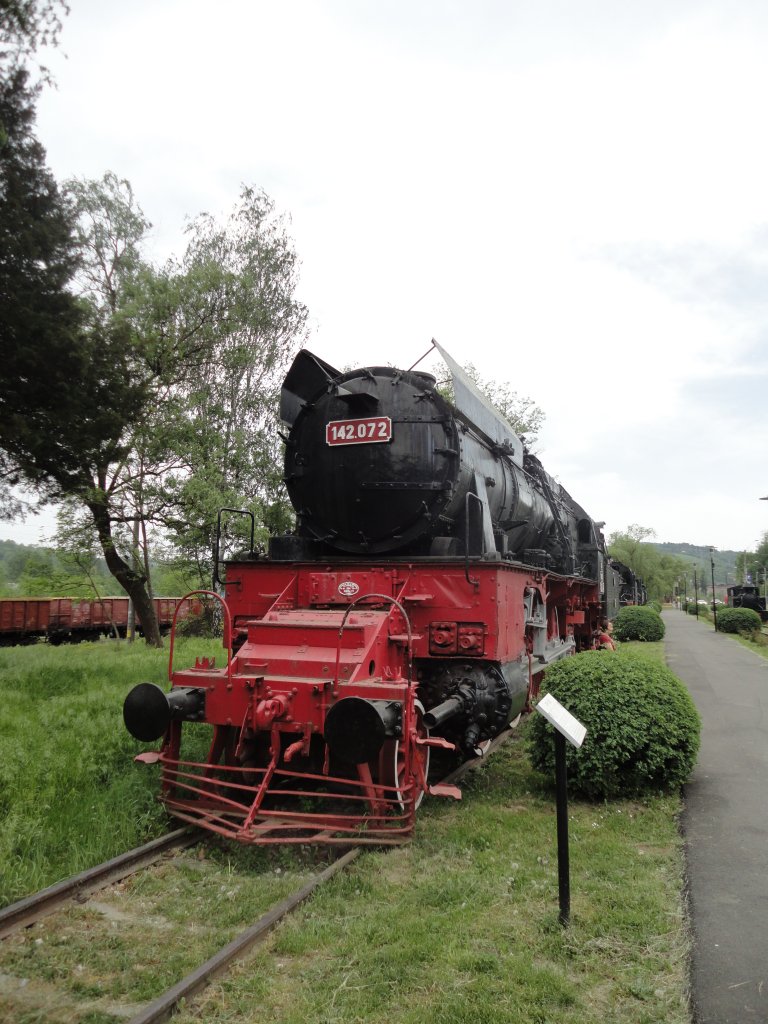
726, 584, 768, 622
124, 343, 641, 845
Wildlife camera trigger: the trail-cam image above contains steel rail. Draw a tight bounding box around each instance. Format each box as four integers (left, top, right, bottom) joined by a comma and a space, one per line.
121, 740, 515, 1022
126, 847, 361, 1024
0, 828, 198, 941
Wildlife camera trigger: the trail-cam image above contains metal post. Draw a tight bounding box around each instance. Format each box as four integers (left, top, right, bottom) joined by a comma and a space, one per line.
127, 517, 140, 643
694, 570, 699, 619
555, 731, 570, 927
709, 547, 718, 631
682, 577, 687, 612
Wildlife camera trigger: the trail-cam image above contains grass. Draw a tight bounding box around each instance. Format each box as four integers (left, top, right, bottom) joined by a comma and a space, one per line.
0, 638, 691, 1024
174, 730, 690, 1024
0, 636, 222, 905
0, 846, 324, 1024
731, 632, 768, 659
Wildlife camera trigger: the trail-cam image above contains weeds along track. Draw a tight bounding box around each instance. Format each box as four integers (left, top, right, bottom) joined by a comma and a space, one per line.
0, 829, 199, 941
0, 742, 510, 1024
0, 829, 359, 1024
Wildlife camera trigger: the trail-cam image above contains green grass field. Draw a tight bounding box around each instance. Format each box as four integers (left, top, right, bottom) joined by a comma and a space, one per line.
0, 637, 221, 904
0, 639, 691, 1023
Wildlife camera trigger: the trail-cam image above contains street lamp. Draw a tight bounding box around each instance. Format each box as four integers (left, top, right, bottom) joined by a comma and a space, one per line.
709, 546, 718, 631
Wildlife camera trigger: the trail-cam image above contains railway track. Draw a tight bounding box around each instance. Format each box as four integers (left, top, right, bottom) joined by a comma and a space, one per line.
0, 828, 198, 942
0, 832, 359, 1023
0, 734, 512, 1023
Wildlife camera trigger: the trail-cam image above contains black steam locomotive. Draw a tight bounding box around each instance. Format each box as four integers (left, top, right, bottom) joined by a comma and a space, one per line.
125, 342, 643, 844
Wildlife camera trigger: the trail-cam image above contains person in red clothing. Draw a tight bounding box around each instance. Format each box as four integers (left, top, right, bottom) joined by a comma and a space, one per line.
595, 619, 616, 650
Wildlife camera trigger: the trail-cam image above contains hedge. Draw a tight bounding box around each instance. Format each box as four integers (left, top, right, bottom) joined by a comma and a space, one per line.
528, 650, 700, 799
613, 605, 665, 642
716, 607, 762, 634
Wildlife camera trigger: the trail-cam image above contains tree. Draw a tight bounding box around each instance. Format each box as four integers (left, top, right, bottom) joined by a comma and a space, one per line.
1, 170, 175, 644
0, 66, 86, 515
742, 531, 768, 592
1, 172, 310, 637
154, 186, 308, 587
1, 1, 69, 79
51, 171, 217, 645
436, 361, 546, 449
464, 364, 545, 446
608, 524, 688, 602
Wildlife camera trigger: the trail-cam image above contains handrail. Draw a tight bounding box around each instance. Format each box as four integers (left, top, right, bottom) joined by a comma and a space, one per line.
333, 593, 414, 695
213, 508, 255, 587
464, 492, 482, 588
168, 591, 232, 691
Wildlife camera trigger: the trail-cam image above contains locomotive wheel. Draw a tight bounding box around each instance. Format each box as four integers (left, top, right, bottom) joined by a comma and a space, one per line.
379, 700, 430, 811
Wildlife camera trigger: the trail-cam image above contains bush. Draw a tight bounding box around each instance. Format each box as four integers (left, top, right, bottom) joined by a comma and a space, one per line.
716, 607, 762, 635
648, 600, 662, 614
613, 605, 665, 641
528, 650, 701, 799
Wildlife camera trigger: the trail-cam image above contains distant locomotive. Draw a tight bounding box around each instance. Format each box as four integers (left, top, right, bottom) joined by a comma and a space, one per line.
124, 343, 643, 845
726, 584, 768, 622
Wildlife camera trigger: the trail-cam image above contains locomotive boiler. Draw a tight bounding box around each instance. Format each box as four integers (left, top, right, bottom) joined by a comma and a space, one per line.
124, 342, 620, 845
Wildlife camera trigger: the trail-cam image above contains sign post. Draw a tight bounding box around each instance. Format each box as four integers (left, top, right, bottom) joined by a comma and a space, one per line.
534, 693, 587, 927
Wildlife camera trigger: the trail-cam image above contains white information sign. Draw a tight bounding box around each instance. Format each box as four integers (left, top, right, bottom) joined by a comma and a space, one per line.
535, 693, 587, 749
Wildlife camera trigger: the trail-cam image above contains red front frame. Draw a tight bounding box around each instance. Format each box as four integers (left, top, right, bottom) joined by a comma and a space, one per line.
145, 559, 602, 844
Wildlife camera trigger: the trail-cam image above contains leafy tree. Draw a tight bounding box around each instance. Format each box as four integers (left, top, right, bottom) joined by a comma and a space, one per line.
734, 537, 768, 592
464, 364, 545, 446
154, 186, 308, 587
608, 524, 687, 602
438, 362, 545, 448
2, 147, 308, 633
0, 0, 69, 79
0, 65, 84, 519
0, 170, 177, 644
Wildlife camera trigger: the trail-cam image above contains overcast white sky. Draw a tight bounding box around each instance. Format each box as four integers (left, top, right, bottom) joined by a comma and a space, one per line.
5, 0, 768, 553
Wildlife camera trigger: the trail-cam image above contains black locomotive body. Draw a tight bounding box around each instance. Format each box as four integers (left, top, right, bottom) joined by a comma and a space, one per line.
726, 585, 768, 622
279, 343, 604, 577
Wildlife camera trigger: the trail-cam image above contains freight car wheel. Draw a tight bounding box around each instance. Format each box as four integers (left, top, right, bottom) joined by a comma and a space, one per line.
380, 701, 430, 811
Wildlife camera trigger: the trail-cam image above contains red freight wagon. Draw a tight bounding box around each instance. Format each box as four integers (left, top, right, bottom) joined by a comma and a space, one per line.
0, 599, 51, 644
0, 596, 203, 645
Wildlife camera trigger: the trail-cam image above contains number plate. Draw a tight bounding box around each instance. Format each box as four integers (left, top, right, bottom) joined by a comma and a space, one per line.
326, 416, 393, 446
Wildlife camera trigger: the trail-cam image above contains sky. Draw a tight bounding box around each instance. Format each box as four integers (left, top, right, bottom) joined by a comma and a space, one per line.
4, 0, 768, 553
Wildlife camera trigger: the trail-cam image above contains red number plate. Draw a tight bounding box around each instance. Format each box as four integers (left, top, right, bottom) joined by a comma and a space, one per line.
326, 416, 393, 446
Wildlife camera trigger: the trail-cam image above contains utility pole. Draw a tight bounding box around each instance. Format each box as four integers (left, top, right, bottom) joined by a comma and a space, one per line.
709, 547, 718, 631
127, 517, 140, 643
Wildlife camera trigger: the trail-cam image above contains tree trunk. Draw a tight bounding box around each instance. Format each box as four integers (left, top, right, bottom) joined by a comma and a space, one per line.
88, 499, 163, 647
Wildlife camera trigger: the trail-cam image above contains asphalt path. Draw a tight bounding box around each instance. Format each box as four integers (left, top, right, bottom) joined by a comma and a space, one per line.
664, 609, 768, 1023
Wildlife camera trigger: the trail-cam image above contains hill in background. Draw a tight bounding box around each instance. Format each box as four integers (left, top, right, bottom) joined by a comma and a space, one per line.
652, 543, 738, 585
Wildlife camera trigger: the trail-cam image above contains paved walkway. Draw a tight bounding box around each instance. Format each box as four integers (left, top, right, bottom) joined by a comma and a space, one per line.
663, 609, 768, 1023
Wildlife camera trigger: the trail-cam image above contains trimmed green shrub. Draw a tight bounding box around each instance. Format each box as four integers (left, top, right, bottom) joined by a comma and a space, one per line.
613, 605, 665, 641
648, 600, 662, 614
716, 607, 762, 635
528, 650, 700, 799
